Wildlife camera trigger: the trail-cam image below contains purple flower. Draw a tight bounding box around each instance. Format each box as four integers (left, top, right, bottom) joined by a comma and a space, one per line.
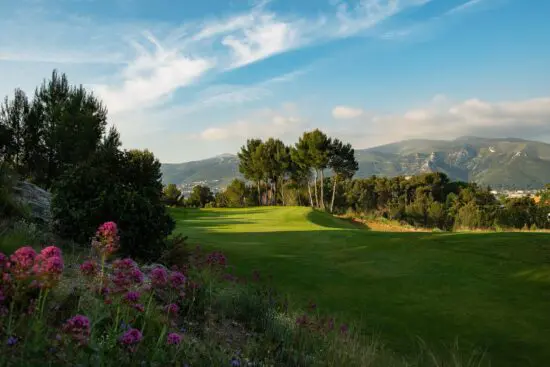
120, 328, 143, 346
80, 260, 98, 277
165, 303, 179, 315
231, 357, 241, 366
63, 315, 91, 345
7, 336, 17, 346
124, 291, 141, 303
340, 323, 349, 334
166, 332, 182, 345
169, 271, 186, 287
150, 267, 168, 286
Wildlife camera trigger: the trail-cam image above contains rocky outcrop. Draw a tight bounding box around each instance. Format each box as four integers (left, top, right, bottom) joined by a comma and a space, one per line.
13, 181, 52, 224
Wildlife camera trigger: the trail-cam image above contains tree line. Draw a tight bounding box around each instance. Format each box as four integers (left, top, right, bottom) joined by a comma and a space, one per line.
236, 130, 358, 212
1, 70, 173, 259
163, 132, 550, 231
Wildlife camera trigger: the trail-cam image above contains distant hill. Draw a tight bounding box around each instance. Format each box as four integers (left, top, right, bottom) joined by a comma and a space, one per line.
161, 154, 241, 191
161, 137, 550, 190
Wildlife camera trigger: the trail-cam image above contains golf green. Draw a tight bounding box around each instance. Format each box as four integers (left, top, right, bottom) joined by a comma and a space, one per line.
171, 206, 550, 366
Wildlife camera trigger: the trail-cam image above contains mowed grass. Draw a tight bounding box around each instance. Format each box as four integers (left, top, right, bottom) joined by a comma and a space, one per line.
170, 206, 550, 366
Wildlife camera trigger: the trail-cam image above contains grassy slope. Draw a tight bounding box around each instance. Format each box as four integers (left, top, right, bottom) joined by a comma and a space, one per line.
170, 207, 550, 366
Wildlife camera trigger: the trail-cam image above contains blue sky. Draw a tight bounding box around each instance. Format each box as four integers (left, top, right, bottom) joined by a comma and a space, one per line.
1, 0, 549, 162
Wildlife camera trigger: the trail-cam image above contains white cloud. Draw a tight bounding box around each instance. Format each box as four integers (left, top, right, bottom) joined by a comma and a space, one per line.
93, 33, 213, 114
337, 95, 550, 149
332, 105, 365, 119
197, 105, 307, 142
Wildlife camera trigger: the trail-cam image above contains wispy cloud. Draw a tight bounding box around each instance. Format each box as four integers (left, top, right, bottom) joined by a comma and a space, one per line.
445, 0, 484, 15
2, 0, 434, 114
332, 106, 365, 119
92, 32, 213, 113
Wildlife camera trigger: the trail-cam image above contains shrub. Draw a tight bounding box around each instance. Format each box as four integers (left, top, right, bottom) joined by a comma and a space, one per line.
52, 144, 174, 260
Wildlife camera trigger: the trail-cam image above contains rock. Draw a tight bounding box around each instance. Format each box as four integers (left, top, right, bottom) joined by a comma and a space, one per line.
13, 181, 52, 224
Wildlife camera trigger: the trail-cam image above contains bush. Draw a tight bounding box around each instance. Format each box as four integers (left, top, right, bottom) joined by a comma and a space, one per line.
52, 145, 174, 260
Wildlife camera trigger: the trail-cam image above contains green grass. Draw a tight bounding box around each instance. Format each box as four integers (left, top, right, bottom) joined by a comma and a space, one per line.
170, 206, 550, 367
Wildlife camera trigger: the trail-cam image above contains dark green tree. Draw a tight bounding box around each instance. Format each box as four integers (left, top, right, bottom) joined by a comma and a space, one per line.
187, 185, 214, 208
163, 184, 183, 206
328, 139, 358, 213
238, 139, 264, 205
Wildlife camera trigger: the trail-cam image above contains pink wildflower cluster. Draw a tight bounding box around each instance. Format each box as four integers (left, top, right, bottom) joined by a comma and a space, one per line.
165, 303, 179, 316
92, 221, 120, 257
120, 328, 143, 348
62, 315, 91, 345
150, 266, 168, 287
9, 246, 37, 280
206, 251, 227, 267
2, 246, 64, 290
80, 259, 99, 277
166, 332, 182, 345
33, 246, 64, 288
110, 258, 144, 293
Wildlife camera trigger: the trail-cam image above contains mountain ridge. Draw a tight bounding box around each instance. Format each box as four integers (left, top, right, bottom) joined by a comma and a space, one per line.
161, 136, 550, 190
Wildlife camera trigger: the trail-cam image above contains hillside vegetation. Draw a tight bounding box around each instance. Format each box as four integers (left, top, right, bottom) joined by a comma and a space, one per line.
161, 137, 550, 190
171, 206, 550, 367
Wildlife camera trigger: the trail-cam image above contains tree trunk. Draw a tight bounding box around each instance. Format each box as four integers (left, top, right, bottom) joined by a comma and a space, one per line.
307, 182, 314, 207
330, 175, 338, 213
313, 170, 319, 208
272, 181, 277, 206
257, 180, 261, 206
320, 169, 325, 210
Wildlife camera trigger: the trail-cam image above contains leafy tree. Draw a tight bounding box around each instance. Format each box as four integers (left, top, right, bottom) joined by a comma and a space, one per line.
328, 139, 358, 213
254, 138, 289, 205
187, 185, 214, 208
163, 184, 183, 206
52, 135, 174, 260
293, 130, 331, 209
224, 179, 249, 207
238, 139, 263, 205
0, 89, 29, 169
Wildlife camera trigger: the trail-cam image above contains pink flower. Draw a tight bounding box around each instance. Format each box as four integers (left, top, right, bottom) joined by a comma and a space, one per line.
120, 328, 142, 345
10, 247, 37, 279
92, 222, 120, 256
33, 255, 64, 288
169, 271, 186, 288
150, 267, 168, 287
124, 291, 140, 303
80, 260, 98, 277
63, 315, 91, 345
166, 332, 182, 345
165, 303, 179, 315
40, 246, 62, 259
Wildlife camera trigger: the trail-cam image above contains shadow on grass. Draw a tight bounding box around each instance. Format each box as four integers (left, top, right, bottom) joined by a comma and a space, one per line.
306, 209, 370, 230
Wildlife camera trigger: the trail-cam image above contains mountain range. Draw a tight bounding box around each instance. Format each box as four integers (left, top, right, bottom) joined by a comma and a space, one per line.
161, 137, 550, 190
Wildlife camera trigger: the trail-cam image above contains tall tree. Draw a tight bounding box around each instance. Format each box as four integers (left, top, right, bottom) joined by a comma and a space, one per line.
238, 139, 263, 205
328, 139, 358, 213
0, 89, 30, 170
294, 130, 331, 209
31, 70, 108, 187
255, 138, 288, 205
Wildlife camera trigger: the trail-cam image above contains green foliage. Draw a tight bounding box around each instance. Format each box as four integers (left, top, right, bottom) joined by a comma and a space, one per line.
0, 71, 107, 188
52, 138, 174, 260
187, 185, 214, 208
163, 183, 183, 206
